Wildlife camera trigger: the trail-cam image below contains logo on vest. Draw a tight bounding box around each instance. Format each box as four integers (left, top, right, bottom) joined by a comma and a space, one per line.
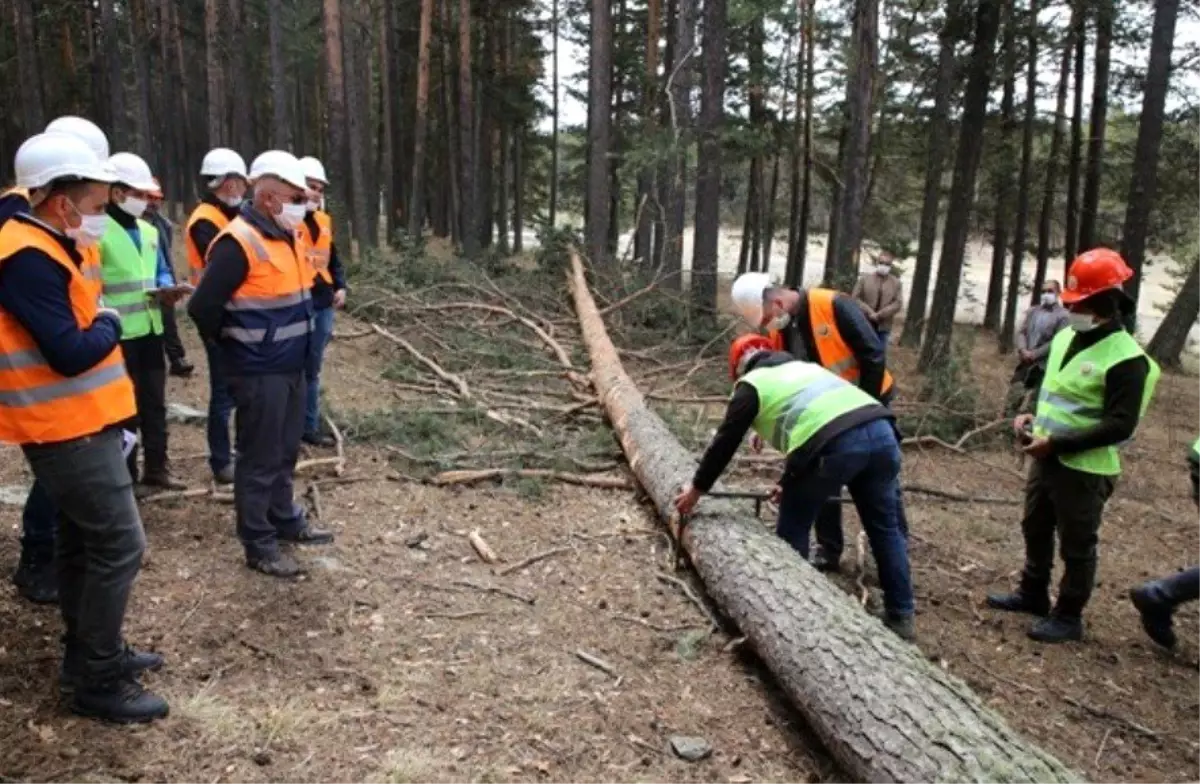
1080, 361, 1095, 376
816, 324, 831, 337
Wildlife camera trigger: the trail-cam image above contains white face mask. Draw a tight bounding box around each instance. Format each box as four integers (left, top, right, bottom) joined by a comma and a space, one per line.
876, 264, 892, 276
1040, 292, 1059, 307
275, 201, 307, 231
307, 198, 321, 213
65, 205, 109, 248
767, 312, 791, 331
1067, 312, 1098, 333
119, 196, 147, 219
218, 194, 243, 209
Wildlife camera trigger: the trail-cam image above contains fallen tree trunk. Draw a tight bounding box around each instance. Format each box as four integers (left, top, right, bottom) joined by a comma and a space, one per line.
567, 249, 1079, 783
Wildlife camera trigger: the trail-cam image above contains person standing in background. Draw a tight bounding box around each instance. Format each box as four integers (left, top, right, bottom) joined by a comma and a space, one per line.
144, 178, 193, 378
1008, 280, 1069, 416
850, 251, 904, 359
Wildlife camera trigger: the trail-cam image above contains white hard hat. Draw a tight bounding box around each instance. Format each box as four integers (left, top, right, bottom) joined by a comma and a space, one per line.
298, 156, 328, 185
200, 147, 248, 179
14, 132, 118, 189
107, 152, 157, 191
44, 116, 110, 160
248, 150, 308, 191
731, 272, 773, 327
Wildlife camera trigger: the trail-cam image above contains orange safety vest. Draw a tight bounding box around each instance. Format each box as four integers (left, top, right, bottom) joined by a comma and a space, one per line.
301, 210, 334, 286
769, 288, 895, 396
185, 202, 233, 286
1, 189, 102, 305
215, 216, 313, 374
0, 218, 136, 444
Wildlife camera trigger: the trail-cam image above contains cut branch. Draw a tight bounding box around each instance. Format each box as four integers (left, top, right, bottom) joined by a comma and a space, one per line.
430, 468, 631, 490
567, 248, 1077, 783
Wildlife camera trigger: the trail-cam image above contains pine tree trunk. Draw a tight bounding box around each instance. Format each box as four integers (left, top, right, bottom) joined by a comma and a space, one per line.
100, 0, 126, 147
763, 145, 782, 271
1001, 0, 1040, 354
346, 14, 377, 248
1063, 5, 1086, 266
165, 0, 192, 205
586, 0, 614, 266
384, 0, 405, 234
476, 7, 497, 250
497, 19, 511, 256
268, 0, 293, 148
901, 0, 964, 348
13, 0, 45, 134
663, 0, 695, 287
513, 126, 525, 252
635, 0, 661, 265
747, 14, 767, 274
378, 11, 395, 241
1032, 0, 1081, 303
983, 3, 1016, 332
205, 0, 226, 147
738, 163, 758, 275
691, 0, 726, 312
1120, 0, 1178, 323
784, 6, 807, 286
322, 0, 354, 251
408, 0, 435, 235
457, 0, 479, 257
549, 0, 560, 229
1078, 0, 1111, 252
823, 123, 846, 283
793, 0, 816, 287
1146, 261, 1200, 367
129, 0, 155, 160
227, 0, 255, 154
917, 0, 1002, 372
568, 249, 1079, 784
654, 0, 676, 273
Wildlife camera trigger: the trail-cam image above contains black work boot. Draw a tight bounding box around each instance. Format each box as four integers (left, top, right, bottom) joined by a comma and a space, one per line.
60, 644, 165, 694
12, 552, 58, 605
248, 552, 305, 578
141, 471, 187, 491
70, 676, 169, 724
169, 359, 194, 378
986, 584, 1051, 617
1027, 613, 1083, 643
213, 465, 235, 486
878, 611, 916, 642
278, 525, 335, 546
1130, 584, 1177, 649
302, 430, 336, 448
809, 545, 841, 574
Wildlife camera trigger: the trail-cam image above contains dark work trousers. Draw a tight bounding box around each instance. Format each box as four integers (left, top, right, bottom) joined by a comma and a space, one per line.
22, 428, 146, 684
20, 480, 58, 563
1019, 457, 1115, 617
161, 302, 188, 366
229, 372, 308, 561
204, 341, 235, 475
119, 334, 168, 482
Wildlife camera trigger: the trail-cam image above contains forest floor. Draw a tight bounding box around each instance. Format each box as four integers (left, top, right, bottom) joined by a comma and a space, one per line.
0, 246, 1196, 783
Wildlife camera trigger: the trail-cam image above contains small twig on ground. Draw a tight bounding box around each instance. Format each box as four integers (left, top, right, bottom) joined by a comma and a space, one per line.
656, 572, 720, 630
496, 546, 572, 577
333, 328, 373, 340
598, 272, 681, 316
1094, 727, 1113, 767
307, 482, 325, 522
574, 649, 620, 678
1058, 693, 1161, 739
139, 487, 210, 504
179, 585, 209, 628
371, 322, 472, 398
467, 529, 500, 564
612, 613, 697, 634
325, 414, 346, 476
452, 579, 535, 606
953, 417, 1008, 449
430, 467, 631, 490
295, 456, 344, 473
417, 610, 491, 620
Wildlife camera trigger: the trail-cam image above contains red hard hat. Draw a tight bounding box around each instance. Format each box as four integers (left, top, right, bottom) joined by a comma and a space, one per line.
729, 334, 774, 380
1062, 248, 1133, 305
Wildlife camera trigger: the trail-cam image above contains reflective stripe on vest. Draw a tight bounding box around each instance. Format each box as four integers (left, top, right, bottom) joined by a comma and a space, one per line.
185, 202, 232, 285
215, 217, 313, 370
1032, 328, 1160, 476
739, 361, 879, 455
99, 217, 163, 339
302, 210, 334, 286
0, 218, 136, 444
805, 288, 895, 395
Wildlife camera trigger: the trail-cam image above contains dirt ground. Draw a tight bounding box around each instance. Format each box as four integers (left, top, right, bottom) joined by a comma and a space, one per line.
0, 272, 1197, 782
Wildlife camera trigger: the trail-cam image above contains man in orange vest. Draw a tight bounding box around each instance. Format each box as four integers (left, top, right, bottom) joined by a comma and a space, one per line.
297, 156, 346, 447
188, 150, 334, 578
0, 132, 168, 723
730, 272, 903, 572
185, 148, 248, 486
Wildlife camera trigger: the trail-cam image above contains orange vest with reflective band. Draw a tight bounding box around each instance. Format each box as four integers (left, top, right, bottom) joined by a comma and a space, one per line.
185, 202, 232, 285
769, 288, 895, 396
0, 219, 136, 444
302, 210, 334, 286
78, 245, 104, 306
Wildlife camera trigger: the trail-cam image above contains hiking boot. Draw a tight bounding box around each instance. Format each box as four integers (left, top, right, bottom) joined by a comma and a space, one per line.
60, 645, 165, 694
141, 472, 187, 491
1130, 584, 1177, 649
70, 675, 169, 724
985, 589, 1050, 617
883, 613, 916, 642
248, 552, 305, 578
302, 431, 336, 448
809, 546, 841, 574
278, 525, 334, 546
213, 465, 235, 486
12, 553, 58, 605
1027, 614, 1083, 643
169, 359, 195, 378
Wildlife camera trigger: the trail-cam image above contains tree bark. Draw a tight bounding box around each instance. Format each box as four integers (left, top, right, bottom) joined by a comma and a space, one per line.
267, 0, 293, 149
901, 0, 965, 348
549, 0, 560, 229
13, 0, 45, 134
1000, 0, 1040, 354
917, 0, 1002, 372
829, 0, 877, 292
691, 0, 726, 312
476, 6, 497, 250
383, 0, 405, 235
407, 0, 435, 235
346, 12, 376, 249
790, 0, 816, 288
513, 126, 524, 252
100, 0, 126, 147
586, 0, 614, 266
227, 0, 255, 155
1063, 4, 1086, 266
784, 1, 808, 287
1078, 0, 1111, 253
662, 0, 695, 289
567, 248, 1078, 784
1032, 0, 1081, 303
1120, 0, 1178, 323
129, 0, 155, 160
322, 0, 354, 252
1146, 261, 1200, 367
205, 0, 226, 147
983, 2, 1016, 332
457, 0, 479, 257
635, 0, 662, 265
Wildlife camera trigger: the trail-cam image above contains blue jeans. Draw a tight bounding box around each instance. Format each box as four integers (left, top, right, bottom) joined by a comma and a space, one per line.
205, 340, 235, 474
21, 480, 57, 562
876, 329, 891, 362
776, 418, 914, 617
305, 306, 335, 434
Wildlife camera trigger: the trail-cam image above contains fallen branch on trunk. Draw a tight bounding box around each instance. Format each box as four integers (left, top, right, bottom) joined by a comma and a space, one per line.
429, 468, 631, 490
140, 487, 235, 504
567, 249, 1078, 784
467, 529, 500, 564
